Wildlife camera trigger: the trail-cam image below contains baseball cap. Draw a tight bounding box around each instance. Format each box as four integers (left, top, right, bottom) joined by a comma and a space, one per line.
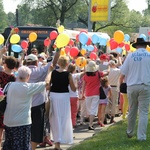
26, 54, 38, 62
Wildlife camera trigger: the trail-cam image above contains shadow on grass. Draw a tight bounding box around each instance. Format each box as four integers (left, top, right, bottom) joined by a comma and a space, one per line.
69, 120, 150, 150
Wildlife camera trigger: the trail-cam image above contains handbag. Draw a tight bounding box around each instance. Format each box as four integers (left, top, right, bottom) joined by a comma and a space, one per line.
100, 86, 106, 99
120, 83, 127, 93
0, 82, 11, 113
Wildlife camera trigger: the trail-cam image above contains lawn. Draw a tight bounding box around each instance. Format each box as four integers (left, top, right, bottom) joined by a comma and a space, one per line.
69, 118, 150, 150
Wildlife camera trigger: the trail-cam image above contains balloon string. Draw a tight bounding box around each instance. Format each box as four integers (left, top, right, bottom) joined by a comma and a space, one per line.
5, 33, 11, 47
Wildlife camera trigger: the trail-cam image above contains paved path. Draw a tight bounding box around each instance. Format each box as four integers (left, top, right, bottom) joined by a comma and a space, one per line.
36, 116, 122, 150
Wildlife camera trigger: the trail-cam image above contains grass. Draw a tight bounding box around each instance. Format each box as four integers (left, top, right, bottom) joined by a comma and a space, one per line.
69, 117, 150, 150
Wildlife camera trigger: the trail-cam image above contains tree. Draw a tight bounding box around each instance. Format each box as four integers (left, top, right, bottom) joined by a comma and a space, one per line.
0, 0, 7, 33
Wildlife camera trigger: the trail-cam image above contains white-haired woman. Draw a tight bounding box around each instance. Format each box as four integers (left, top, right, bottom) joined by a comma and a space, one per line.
3, 66, 48, 150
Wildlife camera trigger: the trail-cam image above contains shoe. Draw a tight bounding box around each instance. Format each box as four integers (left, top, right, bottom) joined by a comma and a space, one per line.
45, 139, 53, 146
39, 142, 46, 147
126, 132, 133, 138
106, 114, 111, 119
98, 121, 105, 127
88, 126, 95, 130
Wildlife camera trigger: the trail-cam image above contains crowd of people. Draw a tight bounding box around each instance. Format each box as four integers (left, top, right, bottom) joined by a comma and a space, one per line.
0, 37, 149, 150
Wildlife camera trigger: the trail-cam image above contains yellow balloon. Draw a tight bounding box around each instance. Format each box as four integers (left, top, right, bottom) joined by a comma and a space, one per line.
113, 30, 124, 44
57, 25, 64, 33
130, 44, 136, 52
10, 34, 20, 44
0, 34, 4, 45
55, 33, 70, 48
146, 45, 150, 52
29, 32, 37, 42
80, 49, 87, 56
76, 57, 87, 68
60, 48, 66, 56
106, 40, 110, 47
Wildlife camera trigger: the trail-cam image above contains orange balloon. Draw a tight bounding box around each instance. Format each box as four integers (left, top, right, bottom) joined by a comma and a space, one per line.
29, 32, 37, 42
60, 48, 66, 56
113, 30, 124, 44
146, 45, 150, 52
76, 57, 86, 68
80, 49, 87, 56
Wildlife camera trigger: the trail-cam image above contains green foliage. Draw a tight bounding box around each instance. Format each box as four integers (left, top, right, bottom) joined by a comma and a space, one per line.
0, 0, 7, 33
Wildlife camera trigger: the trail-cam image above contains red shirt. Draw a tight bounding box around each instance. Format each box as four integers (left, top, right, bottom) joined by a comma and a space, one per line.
83, 71, 103, 97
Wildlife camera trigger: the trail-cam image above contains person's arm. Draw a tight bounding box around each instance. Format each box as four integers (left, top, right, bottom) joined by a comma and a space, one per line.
69, 73, 76, 92
82, 79, 86, 99
0, 46, 7, 65
52, 49, 60, 68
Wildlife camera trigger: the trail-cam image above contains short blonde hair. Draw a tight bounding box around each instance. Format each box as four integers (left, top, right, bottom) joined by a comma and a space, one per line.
57, 56, 69, 68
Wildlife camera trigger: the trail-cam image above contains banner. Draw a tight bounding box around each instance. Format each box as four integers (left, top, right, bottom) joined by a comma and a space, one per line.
90, 0, 110, 22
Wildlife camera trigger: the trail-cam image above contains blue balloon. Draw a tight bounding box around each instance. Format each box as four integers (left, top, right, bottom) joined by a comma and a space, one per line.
100, 38, 107, 46
116, 47, 122, 54
87, 45, 94, 51
11, 44, 22, 53
79, 32, 89, 45
139, 34, 147, 41
82, 45, 88, 50
124, 34, 130, 42
92, 34, 99, 44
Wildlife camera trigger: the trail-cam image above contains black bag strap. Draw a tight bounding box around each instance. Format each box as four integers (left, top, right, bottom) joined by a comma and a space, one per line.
3, 82, 11, 95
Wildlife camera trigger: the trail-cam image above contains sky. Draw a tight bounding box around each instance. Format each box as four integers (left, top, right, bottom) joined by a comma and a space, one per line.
3, 0, 148, 14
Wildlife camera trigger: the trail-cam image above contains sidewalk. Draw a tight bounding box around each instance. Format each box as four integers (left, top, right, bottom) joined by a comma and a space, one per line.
36, 116, 122, 150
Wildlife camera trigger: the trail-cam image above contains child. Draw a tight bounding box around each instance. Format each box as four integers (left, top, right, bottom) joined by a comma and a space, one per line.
98, 76, 112, 127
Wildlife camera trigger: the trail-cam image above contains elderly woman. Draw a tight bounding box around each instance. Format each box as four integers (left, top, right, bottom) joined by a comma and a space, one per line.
3, 66, 48, 150
49, 56, 76, 150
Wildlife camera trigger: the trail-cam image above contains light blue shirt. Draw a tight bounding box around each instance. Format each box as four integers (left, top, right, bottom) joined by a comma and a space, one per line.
28, 62, 51, 107
121, 48, 150, 86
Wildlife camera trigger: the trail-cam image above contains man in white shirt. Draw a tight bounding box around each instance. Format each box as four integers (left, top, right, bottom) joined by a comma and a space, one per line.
120, 38, 150, 141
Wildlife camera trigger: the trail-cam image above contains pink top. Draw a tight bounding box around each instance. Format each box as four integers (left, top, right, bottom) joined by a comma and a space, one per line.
83, 71, 104, 97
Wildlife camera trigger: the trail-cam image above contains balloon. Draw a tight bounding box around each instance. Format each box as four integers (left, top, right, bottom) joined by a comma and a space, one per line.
119, 42, 125, 48
113, 30, 124, 43
130, 44, 136, 52
50, 31, 58, 40
80, 29, 88, 34
29, 32, 37, 42
10, 34, 20, 44
21, 40, 28, 49
89, 52, 97, 60
125, 44, 130, 51
11, 44, 22, 53
110, 40, 118, 50
86, 37, 92, 45
79, 32, 88, 45
116, 47, 122, 54
70, 47, 79, 57
100, 38, 107, 46
68, 39, 74, 46
93, 45, 98, 52
139, 34, 147, 41
60, 48, 66, 56
124, 34, 130, 42
148, 31, 150, 36
92, 34, 99, 44
106, 40, 110, 47
80, 49, 87, 55
55, 33, 70, 48
146, 46, 150, 52
76, 34, 79, 42
82, 45, 88, 50
87, 45, 94, 51
76, 57, 87, 68
65, 46, 70, 54
0, 34, 4, 45
57, 25, 65, 33
44, 38, 51, 47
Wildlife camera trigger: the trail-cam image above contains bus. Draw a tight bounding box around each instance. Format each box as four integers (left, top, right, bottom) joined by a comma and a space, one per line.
2, 26, 57, 57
